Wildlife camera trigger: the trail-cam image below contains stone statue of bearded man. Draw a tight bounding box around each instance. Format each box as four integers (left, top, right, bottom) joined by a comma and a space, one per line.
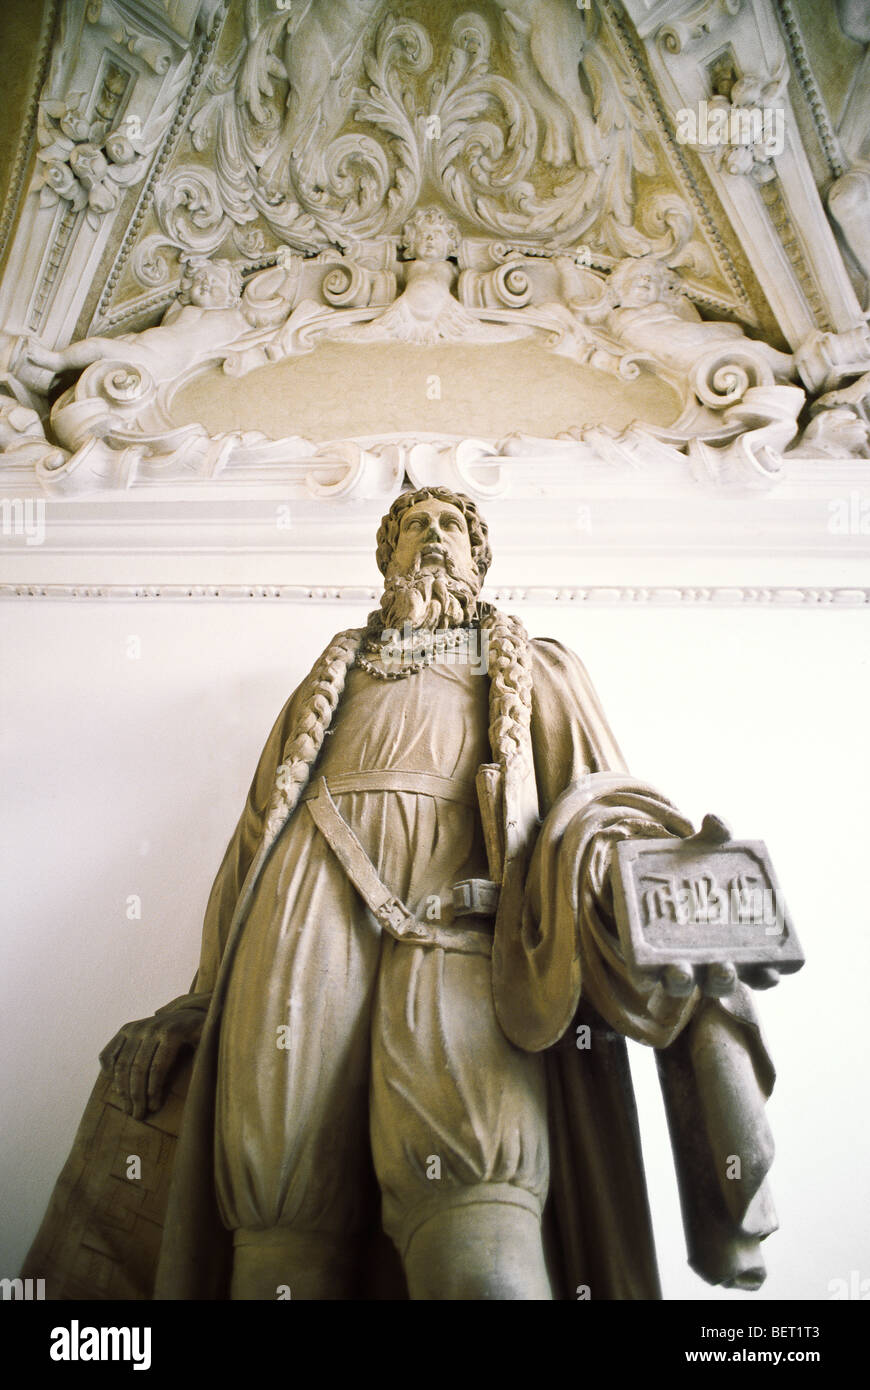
25, 487, 778, 1301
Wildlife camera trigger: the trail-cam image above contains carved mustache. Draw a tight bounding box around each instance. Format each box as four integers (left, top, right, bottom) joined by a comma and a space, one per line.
379, 547, 480, 633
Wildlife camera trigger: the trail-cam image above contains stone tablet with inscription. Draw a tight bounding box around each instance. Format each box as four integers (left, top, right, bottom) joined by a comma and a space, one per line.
611, 814, 804, 993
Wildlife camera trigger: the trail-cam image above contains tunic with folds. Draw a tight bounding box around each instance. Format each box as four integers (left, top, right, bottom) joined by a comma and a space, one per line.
214, 656, 550, 1255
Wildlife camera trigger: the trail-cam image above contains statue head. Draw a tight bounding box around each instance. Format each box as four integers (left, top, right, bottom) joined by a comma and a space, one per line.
802, 405, 869, 456
179, 256, 243, 309
375, 487, 491, 631
608, 255, 681, 310
400, 207, 461, 263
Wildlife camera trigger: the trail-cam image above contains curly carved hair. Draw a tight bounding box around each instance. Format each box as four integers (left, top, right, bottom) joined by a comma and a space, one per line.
376, 487, 492, 580
179, 255, 243, 306
607, 254, 682, 308
399, 205, 461, 260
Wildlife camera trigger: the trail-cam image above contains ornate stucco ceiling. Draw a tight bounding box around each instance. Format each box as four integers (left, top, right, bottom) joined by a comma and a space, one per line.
1, 0, 868, 350
0, 0, 868, 579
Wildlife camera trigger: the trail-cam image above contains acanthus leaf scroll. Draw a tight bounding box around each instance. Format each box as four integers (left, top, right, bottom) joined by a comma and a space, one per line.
136, 0, 709, 287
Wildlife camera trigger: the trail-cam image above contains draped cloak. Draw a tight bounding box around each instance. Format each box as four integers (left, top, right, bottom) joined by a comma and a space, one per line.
23, 630, 777, 1300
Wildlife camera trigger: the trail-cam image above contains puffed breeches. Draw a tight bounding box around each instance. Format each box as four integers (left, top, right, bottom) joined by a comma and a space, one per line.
213, 799, 549, 1260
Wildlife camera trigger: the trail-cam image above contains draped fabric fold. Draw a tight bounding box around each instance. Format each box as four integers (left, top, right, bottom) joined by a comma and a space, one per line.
657, 997, 777, 1290
502, 772, 778, 1292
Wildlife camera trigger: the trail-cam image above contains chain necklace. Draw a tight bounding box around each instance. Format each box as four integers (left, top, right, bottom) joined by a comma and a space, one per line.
356, 625, 474, 681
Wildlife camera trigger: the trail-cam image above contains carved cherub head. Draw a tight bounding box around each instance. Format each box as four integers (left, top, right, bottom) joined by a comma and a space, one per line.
400, 207, 461, 263
179, 257, 243, 309
801, 406, 869, 457
607, 255, 683, 310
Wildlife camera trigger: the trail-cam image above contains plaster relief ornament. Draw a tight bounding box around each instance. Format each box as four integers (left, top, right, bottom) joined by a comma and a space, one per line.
0, 398, 66, 473
24, 488, 803, 1300
336, 208, 528, 344
786, 406, 870, 460
15, 258, 307, 493
786, 369, 870, 460
24, 258, 252, 390
827, 169, 870, 306
8, 232, 870, 499
167, 0, 702, 268
570, 254, 795, 403
35, 98, 158, 228
560, 255, 870, 451
675, 67, 789, 185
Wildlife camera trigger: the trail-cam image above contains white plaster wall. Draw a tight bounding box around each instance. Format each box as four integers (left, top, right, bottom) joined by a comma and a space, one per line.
1, 595, 868, 1301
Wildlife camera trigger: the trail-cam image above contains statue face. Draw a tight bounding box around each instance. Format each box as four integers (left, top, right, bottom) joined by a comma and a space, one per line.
825, 409, 868, 450
406, 221, 452, 262
187, 266, 236, 309
619, 268, 660, 308
389, 498, 477, 585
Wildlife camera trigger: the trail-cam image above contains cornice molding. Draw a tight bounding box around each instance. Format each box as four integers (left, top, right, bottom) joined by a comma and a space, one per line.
93, 0, 228, 329
774, 0, 845, 181
603, 0, 749, 315
2, 582, 868, 606
622, 0, 865, 341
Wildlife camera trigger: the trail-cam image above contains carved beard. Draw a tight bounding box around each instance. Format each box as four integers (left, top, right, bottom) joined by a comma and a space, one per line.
380, 552, 480, 632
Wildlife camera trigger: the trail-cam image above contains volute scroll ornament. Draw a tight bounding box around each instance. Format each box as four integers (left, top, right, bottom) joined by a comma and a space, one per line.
7, 219, 870, 497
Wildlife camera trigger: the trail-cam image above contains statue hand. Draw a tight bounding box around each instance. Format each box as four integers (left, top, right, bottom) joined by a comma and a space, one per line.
26, 336, 63, 372
11, 336, 62, 391
99, 1006, 205, 1120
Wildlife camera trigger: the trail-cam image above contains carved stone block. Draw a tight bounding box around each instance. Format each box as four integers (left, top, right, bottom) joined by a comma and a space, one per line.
612, 814, 804, 995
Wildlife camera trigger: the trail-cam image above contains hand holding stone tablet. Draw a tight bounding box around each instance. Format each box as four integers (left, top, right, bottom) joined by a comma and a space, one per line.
611, 814, 805, 998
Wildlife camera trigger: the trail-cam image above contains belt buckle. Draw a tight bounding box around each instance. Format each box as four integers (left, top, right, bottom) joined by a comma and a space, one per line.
375, 897, 428, 941
452, 879, 500, 918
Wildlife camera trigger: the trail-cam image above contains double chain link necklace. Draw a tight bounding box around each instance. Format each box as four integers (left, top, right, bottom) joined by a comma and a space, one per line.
355, 625, 474, 681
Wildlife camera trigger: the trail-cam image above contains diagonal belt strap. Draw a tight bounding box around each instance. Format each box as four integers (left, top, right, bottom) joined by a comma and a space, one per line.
304, 776, 497, 953
301, 769, 476, 807
305, 776, 432, 942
